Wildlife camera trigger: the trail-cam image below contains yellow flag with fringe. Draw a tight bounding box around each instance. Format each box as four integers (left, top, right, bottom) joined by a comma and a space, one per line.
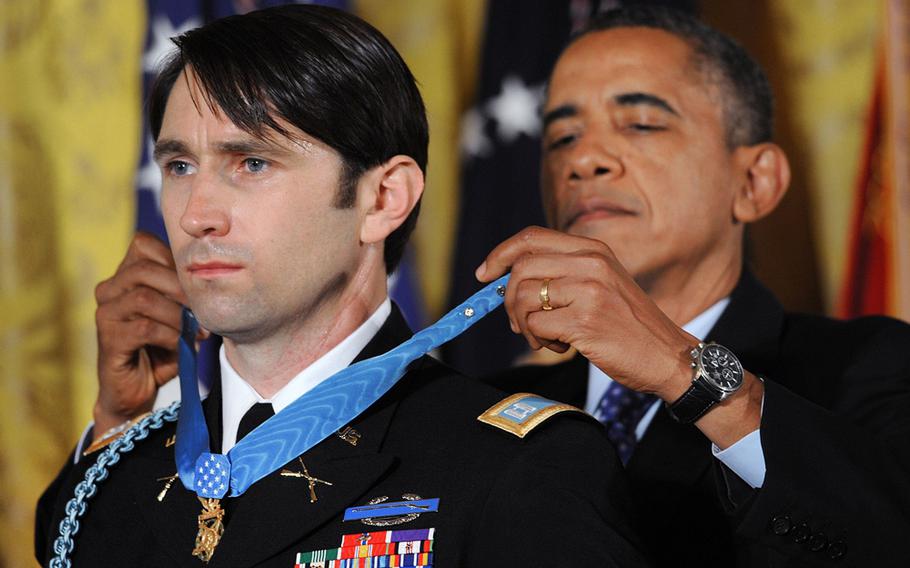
0, 2, 143, 565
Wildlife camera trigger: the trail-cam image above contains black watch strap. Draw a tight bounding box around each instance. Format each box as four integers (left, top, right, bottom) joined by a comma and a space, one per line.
667, 380, 718, 424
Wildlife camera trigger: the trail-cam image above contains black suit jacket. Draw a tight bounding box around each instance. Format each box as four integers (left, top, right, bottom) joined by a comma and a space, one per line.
487, 270, 910, 567
36, 307, 647, 567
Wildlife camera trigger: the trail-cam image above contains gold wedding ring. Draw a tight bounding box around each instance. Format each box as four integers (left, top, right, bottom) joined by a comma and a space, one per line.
539, 278, 554, 311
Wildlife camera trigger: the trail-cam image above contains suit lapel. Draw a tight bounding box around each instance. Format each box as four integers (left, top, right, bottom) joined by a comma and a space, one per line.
707, 268, 784, 377
627, 269, 786, 495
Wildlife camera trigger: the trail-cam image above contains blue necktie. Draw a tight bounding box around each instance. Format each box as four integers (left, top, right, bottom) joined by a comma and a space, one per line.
595, 381, 656, 465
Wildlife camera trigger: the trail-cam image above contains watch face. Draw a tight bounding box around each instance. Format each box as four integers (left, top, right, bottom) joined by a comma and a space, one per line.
700, 344, 744, 392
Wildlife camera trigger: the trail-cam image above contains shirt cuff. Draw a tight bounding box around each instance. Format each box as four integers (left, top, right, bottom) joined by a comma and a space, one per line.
712, 429, 766, 489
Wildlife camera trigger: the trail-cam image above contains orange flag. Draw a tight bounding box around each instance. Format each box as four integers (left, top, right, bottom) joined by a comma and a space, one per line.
841, 0, 910, 321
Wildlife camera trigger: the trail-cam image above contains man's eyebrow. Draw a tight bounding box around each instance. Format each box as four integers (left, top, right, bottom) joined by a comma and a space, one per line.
153, 139, 191, 162
153, 137, 298, 162
614, 92, 679, 116
216, 139, 294, 156
542, 105, 578, 130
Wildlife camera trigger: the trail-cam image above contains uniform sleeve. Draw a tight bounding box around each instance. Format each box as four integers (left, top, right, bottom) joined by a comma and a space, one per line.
468, 415, 651, 567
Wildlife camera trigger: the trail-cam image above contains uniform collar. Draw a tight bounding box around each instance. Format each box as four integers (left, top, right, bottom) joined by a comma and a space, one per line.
219, 298, 391, 453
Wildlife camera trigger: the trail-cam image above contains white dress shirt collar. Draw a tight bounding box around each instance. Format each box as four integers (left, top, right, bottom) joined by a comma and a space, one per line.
219, 298, 392, 453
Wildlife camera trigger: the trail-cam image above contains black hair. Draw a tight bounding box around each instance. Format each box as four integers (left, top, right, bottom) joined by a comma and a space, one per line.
578, 5, 773, 148
148, 4, 428, 274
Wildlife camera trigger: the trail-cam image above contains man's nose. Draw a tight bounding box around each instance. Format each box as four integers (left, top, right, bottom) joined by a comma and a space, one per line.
179, 174, 230, 238
567, 133, 623, 182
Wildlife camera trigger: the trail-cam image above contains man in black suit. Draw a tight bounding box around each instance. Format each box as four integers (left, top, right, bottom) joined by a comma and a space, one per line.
478, 7, 910, 567
34, 6, 645, 567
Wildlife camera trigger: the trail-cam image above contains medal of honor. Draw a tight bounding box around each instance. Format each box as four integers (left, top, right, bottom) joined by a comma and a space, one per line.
50, 278, 507, 567
193, 497, 225, 562
173, 278, 509, 563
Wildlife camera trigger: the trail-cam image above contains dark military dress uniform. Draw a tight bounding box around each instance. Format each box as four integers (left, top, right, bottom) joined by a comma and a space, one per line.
36, 307, 647, 567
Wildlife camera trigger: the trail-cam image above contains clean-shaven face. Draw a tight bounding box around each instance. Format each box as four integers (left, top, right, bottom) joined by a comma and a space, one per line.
541, 27, 743, 290
155, 69, 362, 343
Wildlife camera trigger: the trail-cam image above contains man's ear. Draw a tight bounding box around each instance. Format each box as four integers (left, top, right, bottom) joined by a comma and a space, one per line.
732, 143, 790, 223
358, 155, 424, 244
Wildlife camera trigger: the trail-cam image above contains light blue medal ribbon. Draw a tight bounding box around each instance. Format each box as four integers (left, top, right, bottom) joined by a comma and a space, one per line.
175, 275, 510, 498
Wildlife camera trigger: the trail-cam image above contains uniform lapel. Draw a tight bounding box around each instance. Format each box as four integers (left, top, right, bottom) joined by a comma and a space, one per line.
211, 400, 399, 566
209, 304, 414, 566
130, 425, 208, 568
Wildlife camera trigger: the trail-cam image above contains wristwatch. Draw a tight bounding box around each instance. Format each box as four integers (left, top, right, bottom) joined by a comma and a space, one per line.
667, 342, 744, 423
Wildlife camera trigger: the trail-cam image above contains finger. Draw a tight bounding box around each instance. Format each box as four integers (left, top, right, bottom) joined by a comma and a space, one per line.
475, 226, 606, 281
526, 309, 574, 353
96, 258, 186, 305
502, 252, 603, 331
104, 231, 179, 302
145, 345, 179, 385
97, 318, 181, 369
510, 277, 573, 349
118, 231, 175, 271
97, 285, 184, 334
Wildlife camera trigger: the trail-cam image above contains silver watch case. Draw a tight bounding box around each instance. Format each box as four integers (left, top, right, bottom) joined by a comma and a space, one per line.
690, 342, 745, 401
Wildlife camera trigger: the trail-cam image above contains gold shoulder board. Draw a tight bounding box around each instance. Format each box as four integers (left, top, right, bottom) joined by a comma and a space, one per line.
477, 393, 584, 438
82, 412, 152, 456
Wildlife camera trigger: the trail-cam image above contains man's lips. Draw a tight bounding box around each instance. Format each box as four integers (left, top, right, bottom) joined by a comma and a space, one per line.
564, 205, 637, 230
186, 261, 244, 278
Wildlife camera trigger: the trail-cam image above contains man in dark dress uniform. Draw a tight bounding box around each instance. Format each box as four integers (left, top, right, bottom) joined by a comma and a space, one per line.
34, 6, 645, 567
477, 7, 910, 568
45, 6, 910, 568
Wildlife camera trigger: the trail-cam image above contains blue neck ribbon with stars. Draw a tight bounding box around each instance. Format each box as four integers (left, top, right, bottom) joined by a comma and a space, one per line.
176, 275, 510, 499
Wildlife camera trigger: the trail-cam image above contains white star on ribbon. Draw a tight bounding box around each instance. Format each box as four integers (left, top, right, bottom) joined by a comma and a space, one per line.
485, 75, 544, 144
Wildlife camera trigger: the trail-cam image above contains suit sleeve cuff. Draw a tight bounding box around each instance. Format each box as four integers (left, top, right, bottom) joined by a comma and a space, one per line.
712, 429, 766, 488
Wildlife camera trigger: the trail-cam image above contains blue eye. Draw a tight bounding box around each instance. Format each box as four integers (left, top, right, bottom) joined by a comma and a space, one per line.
243, 158, 268, 173
166, 160, 195, 176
